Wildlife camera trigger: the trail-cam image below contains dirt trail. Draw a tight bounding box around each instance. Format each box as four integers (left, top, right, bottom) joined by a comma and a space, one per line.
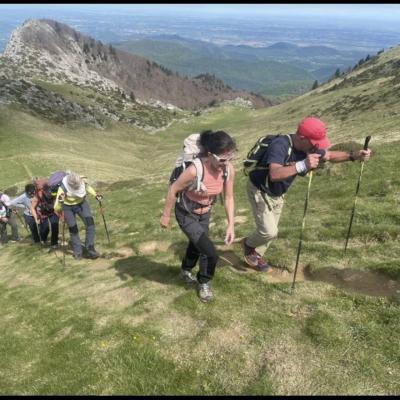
304, 265, 400, 299
216, 248, 399, 299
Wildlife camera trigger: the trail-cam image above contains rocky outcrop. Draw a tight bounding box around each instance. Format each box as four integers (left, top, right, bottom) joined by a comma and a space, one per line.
0, 77, 177, 129
0, 77, 105, 127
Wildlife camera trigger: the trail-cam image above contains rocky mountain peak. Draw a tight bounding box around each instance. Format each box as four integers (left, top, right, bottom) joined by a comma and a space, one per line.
2, 19, 272, 110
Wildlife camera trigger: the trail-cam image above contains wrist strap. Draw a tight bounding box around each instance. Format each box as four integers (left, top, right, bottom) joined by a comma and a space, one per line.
295, 160, 308, 174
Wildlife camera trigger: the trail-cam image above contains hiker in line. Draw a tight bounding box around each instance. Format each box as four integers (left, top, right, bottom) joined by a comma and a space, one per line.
160, 130, 236, 303
54, 171, 102, 260
9, 184, 42, 244
30, 183, 60, 251
241, 116, 371, 271
0, 192, 20, 244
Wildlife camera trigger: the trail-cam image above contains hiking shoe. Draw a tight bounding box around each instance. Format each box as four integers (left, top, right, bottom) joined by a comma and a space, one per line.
197, 283, 214, 303
180, 269, 197, 285
48, 245, 59, 253
256, 257, 271, 272
86, 246, 100, 259
240, 237, 253, 255
73, 253, 82, 261
240, 237, 260, 268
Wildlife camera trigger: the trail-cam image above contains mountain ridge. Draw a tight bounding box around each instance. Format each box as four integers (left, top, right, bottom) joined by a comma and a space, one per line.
1, 19, 271, 110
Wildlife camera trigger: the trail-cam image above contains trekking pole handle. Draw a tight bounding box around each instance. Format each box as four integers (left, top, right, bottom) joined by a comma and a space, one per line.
363, 136, 371, 150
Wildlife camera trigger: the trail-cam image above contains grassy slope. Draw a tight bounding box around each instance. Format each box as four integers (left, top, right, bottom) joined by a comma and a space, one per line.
0, 47, 399, 394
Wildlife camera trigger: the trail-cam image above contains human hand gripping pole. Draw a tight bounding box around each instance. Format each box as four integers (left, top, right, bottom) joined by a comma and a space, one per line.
96, 195, 110, 245
343, 135, 372, 254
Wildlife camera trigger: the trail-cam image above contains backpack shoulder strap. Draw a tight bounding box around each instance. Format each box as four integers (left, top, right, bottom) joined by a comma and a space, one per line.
192, 157, 204, 191
223, 162, 230, 183
284, 134, 294, 164
59, 182, 67, 193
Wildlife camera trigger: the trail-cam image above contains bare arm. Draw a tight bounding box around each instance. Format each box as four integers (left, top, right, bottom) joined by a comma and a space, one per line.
269, 154, 321, 182
324, 149, 371, 162
30, 197, 39, 223
160, 166, 197, 228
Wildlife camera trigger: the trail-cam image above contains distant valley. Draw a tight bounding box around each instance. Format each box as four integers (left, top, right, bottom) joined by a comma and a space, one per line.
114, 35, 371, 100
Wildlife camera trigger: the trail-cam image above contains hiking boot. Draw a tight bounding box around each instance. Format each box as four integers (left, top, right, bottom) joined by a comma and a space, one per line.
10, 237, 20, 243
197, 282, 214, 303
180, 269, 197, 285
240, 237, 260, 268
73, 253, 82, 261
48, 244, 59, 253
86, 246, 100, 259
256, 256, 271, 272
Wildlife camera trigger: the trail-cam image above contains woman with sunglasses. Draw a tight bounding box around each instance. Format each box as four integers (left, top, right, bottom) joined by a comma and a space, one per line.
160, 130, 236, 303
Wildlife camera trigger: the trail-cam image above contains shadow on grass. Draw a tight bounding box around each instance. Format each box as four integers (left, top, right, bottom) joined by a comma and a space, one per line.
304, 265, 400, 301
168, 240, 251, 273
112, 255, 183, 288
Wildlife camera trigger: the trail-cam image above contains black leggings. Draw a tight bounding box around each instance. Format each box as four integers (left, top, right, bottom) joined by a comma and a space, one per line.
182, 233, 219, 284
175, 204, 219, 284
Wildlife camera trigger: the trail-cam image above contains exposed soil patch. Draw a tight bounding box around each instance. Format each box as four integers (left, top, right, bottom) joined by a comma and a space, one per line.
102, 247, 135, 260
217, 249, 305, 282
304, 265, 400, 299
157, 312, 202, 340
88, 286, 143, 311
54, 326, 72, 342
234, 215, 248, 224
137, 240, 172, 255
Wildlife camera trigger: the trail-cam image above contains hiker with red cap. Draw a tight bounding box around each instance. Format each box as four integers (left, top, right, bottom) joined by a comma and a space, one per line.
241, 116, 371, 271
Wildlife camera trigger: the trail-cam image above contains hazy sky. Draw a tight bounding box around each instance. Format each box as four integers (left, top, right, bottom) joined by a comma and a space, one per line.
2, 3, 400, 20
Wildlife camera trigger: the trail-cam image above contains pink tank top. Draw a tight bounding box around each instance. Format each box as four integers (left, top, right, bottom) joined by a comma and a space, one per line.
185, 161, 225, 212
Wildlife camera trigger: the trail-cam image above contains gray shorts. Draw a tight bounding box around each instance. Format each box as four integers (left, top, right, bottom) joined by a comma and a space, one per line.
174, 203, 210, 244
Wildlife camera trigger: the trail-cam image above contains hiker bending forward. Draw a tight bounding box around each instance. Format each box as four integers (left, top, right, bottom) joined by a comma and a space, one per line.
54, 172, 102, 260
160, 130, 236, 303
30, 183, 59, 250
241, 116, 371, 271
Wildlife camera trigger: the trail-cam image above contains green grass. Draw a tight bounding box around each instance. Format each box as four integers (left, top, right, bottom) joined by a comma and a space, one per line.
0, 78, 399, 396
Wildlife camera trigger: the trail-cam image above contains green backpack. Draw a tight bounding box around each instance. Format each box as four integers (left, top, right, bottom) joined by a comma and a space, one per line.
243, 134, 293, 175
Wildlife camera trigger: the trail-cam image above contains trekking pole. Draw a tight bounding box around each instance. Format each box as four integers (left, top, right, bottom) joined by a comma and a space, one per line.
291, 170, 313, 293
14, 210, 30, 234
61, 215, 66, 270
344, 136, 372, 254
97, 198, 111, 245
35, 219, 45, 248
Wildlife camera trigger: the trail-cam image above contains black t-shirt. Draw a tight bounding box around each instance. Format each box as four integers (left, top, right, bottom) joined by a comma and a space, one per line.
249, 134, 325, 196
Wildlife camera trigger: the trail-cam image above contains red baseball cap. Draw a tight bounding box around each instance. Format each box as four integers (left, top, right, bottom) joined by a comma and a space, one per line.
296, 117, 331, 149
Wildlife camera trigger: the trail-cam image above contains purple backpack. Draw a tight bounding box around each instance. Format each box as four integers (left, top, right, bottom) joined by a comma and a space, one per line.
48, 171, 67, 194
